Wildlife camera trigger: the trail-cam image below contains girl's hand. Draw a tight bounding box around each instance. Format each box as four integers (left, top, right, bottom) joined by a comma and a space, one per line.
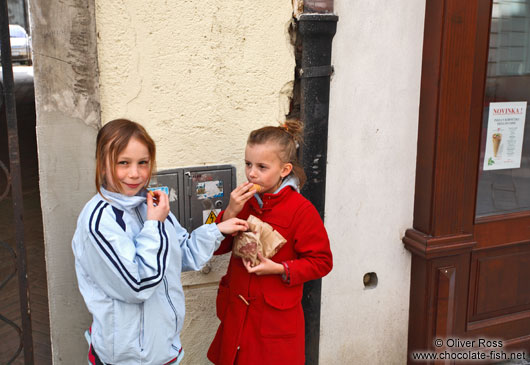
147, 190, 170, 222
222, 182, 257, 221
217, 218, 249, 236
243, 252, 285, 276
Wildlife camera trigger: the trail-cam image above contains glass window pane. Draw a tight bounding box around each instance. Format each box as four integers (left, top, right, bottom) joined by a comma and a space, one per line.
476, 0, 530, 218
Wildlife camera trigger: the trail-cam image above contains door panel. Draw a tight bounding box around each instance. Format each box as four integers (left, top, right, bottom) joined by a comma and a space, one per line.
468, 243, 530, 321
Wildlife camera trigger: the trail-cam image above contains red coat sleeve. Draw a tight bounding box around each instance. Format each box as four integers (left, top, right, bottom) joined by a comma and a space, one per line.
284, 202, 333, 286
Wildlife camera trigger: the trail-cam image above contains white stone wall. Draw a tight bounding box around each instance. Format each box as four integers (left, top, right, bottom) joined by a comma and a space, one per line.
94, 1, 295, 363
320, 1, 425, 363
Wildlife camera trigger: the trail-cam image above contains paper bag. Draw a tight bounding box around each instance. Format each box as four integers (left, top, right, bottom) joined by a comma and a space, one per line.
233, 215, 287, 267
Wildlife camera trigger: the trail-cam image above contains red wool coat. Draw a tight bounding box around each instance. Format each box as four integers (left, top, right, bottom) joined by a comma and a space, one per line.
207, 186, 333, 365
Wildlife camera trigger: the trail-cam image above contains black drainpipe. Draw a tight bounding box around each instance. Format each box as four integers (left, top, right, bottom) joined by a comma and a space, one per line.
299, 12, 338, 365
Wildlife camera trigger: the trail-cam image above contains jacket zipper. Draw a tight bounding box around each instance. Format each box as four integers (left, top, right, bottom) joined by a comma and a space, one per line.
139, 303, 144, 351
163, 277, 178, 332
135, 207, 144, 225
136, 207, 145, 353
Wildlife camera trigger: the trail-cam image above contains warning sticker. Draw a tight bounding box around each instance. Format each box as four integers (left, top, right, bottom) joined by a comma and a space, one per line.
203, 209, 221, 224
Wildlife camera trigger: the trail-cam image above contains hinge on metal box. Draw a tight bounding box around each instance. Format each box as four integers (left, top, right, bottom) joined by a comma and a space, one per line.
185, 171, 192, 196
298, 65, 334, 78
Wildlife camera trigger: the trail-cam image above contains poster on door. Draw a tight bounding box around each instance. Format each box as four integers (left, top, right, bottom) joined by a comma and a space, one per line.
483, 101, 527, 171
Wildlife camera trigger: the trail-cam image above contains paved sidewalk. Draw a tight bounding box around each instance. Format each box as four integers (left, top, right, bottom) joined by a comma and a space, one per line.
498, 359, 530, 365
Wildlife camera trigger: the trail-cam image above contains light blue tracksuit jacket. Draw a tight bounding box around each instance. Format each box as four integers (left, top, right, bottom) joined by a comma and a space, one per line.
72, 187, 223, 364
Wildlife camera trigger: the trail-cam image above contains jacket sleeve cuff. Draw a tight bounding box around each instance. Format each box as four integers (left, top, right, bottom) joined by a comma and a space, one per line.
142, 219, 163, 236
212, 210, 236, 255
281, 261, 291, 285
144, 220, 159, 228
202, 221, 225, 251
209, 222, 225, 241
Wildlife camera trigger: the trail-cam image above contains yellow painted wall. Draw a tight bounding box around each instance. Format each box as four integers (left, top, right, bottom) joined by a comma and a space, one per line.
95, 1, 295, 179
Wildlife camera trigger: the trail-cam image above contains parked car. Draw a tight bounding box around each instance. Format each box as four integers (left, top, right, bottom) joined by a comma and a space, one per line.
1, 24, 32, 65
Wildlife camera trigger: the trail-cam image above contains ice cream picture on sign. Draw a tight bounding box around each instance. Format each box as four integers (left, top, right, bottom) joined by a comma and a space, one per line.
492, 133, 502, 157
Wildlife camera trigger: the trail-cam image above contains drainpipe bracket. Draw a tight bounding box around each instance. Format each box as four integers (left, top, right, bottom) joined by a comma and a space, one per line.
299, 13, 339, 22
298, 65, 334, 78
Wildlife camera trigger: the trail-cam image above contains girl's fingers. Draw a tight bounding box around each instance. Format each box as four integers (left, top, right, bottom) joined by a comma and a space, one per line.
234, 219, 249, 230
146, 192, 154, 208
243, 190, 256, 199
243, 258, 259, 273
232, 225, 248, 233
152, 190, 164, 201
250, 262, 264, 275
234, 219, 248, 230
159, 191, 169, 206
243, 259, 252, 271
233, 190, 254, 206
218, 218, 248, 234
152, 190, 169, 208
147, 190, 170, 221
233, 183, 244, 192
234, 181, 253, 193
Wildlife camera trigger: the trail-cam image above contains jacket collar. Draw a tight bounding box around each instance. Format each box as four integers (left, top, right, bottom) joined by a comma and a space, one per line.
99, 186, 147, 211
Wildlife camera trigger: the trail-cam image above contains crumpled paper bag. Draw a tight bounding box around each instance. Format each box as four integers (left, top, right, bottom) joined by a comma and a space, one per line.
233, 215, 287, 267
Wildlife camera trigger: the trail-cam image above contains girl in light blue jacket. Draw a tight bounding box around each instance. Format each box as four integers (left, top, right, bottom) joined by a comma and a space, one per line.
72, 119, 248, 365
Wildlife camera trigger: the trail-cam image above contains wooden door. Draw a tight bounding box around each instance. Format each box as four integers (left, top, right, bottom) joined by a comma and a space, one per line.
404, 0, 530, 362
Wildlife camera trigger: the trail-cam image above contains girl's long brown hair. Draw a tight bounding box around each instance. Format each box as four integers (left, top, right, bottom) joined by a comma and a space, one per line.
247, 118, 306, 188
95, 119, 156, 196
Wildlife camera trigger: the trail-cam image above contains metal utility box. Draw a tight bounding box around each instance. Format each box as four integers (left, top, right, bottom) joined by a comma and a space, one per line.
152, 165, 236, 232
151, 171, 184, 224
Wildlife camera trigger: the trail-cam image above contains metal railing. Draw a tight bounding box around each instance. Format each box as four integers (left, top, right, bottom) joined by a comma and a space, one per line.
0, 0, 34, 362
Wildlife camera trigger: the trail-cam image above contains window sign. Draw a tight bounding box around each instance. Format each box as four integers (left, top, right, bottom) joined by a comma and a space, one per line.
483, 101, 527, 171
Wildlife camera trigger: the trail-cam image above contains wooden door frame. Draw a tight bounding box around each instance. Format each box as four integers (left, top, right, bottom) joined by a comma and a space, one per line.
403, 0, 494, 357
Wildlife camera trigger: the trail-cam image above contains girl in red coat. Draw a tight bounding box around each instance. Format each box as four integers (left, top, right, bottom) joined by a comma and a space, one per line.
207, 119, 333, 365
